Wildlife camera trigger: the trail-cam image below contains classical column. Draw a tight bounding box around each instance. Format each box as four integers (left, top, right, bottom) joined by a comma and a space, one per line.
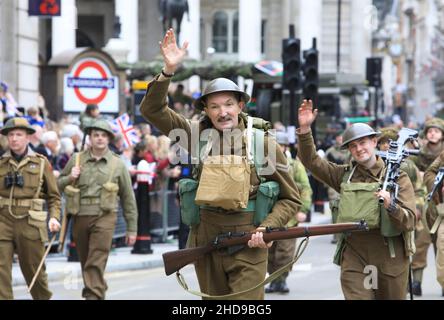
115, 0, 139, 63
180, 0, 201, 93
238, 0, 261, 62
299, 0, 322, 53
52, 0, 76, 57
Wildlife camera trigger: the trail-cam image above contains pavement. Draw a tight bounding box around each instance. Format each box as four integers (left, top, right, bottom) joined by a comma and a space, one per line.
12, 208, 333, 287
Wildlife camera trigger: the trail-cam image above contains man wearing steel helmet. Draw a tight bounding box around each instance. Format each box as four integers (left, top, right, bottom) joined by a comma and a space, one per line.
139, 29, 301, 299
297, 100, 416, 299
0, 117, 61, 300
58, 119, 137, 300
409, 117, 444, 296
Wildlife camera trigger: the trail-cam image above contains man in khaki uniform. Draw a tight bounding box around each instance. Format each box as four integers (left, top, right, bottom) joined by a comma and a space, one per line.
265, 131, 312, 294
140, 29, 301, 299
297, 100, 416, 299
410, 118, 444, 295
0, 117, 61, 300
424, 150, 444, 295
58, 120, 137, 300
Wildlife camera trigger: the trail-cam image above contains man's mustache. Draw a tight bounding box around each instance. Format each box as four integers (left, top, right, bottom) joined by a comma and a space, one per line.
217, 116, 232, 122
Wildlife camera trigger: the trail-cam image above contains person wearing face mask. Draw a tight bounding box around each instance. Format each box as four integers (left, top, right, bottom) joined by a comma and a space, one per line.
139, 29, 301, 300
297, 100, 416, 300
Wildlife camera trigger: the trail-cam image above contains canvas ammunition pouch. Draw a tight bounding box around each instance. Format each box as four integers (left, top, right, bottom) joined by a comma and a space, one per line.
65, 184, 81, 215
64, 153, 81, 215
254, 181, 280, 226
100, 157, 119, 212
28, 209, 48, 242
178, 178, 200, 226
195, 155, 251, 210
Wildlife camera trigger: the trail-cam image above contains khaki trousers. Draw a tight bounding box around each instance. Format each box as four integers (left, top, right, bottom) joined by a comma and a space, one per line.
72, 212, 117, 300
340, 230, 409, 300
411, 221, 432, 272
0, 212, 51, 300
436, 221, 444, 287
188, 210, 267, 300
267, 238, 296, 281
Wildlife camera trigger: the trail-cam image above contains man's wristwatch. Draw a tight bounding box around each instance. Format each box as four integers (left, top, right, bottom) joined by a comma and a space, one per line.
161, 69, 174, 78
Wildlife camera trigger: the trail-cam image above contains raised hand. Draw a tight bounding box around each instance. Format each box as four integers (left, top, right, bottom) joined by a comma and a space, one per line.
298, 99, 318, 133
159, 28, 189, 75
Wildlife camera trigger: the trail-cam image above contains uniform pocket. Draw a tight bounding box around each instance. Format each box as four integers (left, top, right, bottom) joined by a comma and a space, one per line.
64, 185, 81, 215
27, 210, 48, 242
100, 182, 119, 212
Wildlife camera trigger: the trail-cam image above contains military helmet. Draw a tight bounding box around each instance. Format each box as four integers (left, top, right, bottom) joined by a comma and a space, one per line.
378, 127, 399, 144
424, 118, 444, 135
341, 123, 380, 149
194, 78, 250, 110
84, 119, 115, 139
0, 117, 35, 135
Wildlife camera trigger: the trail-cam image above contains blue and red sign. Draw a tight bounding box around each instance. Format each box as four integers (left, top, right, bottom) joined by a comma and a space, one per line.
28, 0, 61, 17
64, 57, 119, 113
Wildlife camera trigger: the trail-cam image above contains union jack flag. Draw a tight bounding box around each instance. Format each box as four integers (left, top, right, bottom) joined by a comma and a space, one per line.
109, 113, 140, 148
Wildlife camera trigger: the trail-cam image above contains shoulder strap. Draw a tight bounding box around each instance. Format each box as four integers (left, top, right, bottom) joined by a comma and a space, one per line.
107, 155, 118, 183
33, 157, 46, 199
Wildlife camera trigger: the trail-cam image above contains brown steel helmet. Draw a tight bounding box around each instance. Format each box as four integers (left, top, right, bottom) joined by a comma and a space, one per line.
0, 117, 36, 135
378, 127, 399, 144
84, 119, 115, 139
424, 118, 444, 135
341, 123, 380, 149
194, 78, 250, 110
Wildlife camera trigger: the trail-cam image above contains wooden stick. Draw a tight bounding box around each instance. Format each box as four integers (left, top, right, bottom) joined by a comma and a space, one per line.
28, 234, 57, 293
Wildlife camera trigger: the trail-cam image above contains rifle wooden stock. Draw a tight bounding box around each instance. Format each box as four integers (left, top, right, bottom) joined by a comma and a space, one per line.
162, 221, 368, 276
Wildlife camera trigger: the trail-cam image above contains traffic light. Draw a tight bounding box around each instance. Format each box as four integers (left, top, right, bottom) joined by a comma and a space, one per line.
302, 41, 319, 102
282, 38, 301, 91
366, 57, 382, 88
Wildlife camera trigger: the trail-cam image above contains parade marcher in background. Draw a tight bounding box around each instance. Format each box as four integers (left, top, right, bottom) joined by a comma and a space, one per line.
325, 131, 350, 243
57, 119, 138, 300
139, 29, 301, 299
297, 100, 416, 299
0, 117, 61, 300
410, 117, 444, 296
265, 131, 312, 294
424, 150, 444, 295
378, 127, 426, 296
79, 103, 100, 131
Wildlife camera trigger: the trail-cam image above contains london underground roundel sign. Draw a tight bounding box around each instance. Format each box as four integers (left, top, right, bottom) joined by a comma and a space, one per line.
63, 57, 119, 113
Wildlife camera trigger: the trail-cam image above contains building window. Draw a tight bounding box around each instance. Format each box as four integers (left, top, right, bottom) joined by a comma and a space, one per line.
213, 11, 228, 53
232, 12, 239, 53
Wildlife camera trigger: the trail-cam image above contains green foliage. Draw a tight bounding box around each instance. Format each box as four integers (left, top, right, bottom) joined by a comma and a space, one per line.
121, 59, 254, 81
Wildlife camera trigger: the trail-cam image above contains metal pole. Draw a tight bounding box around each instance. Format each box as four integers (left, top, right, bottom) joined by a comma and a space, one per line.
337, 0, 342, 73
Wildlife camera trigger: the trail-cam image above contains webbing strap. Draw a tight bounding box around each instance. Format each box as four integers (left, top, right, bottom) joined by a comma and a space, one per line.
175, 237, 309, 299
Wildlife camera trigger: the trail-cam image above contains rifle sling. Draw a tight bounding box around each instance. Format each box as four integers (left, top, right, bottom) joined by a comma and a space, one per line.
175, 237, 309, 299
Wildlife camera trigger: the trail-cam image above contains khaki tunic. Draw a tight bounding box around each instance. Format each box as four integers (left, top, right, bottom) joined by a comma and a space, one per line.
298, 131, 416, 300
424, 151, 444, 287
0, 147, 61, 300
140, 74, 301, 299
58, 149, 137, 299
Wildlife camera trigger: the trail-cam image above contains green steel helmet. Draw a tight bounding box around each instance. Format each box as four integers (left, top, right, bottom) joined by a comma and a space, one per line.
424, 118, 444, 135
341, 123, 380, 149
378, 127, 399, 144
84, 119, 115, 139
194, 78, 250, 110
0, 117, 35, 135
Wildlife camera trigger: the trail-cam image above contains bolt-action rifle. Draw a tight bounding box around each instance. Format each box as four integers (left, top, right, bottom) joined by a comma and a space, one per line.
427, 167, 444, 203
162, 221, 368, 276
